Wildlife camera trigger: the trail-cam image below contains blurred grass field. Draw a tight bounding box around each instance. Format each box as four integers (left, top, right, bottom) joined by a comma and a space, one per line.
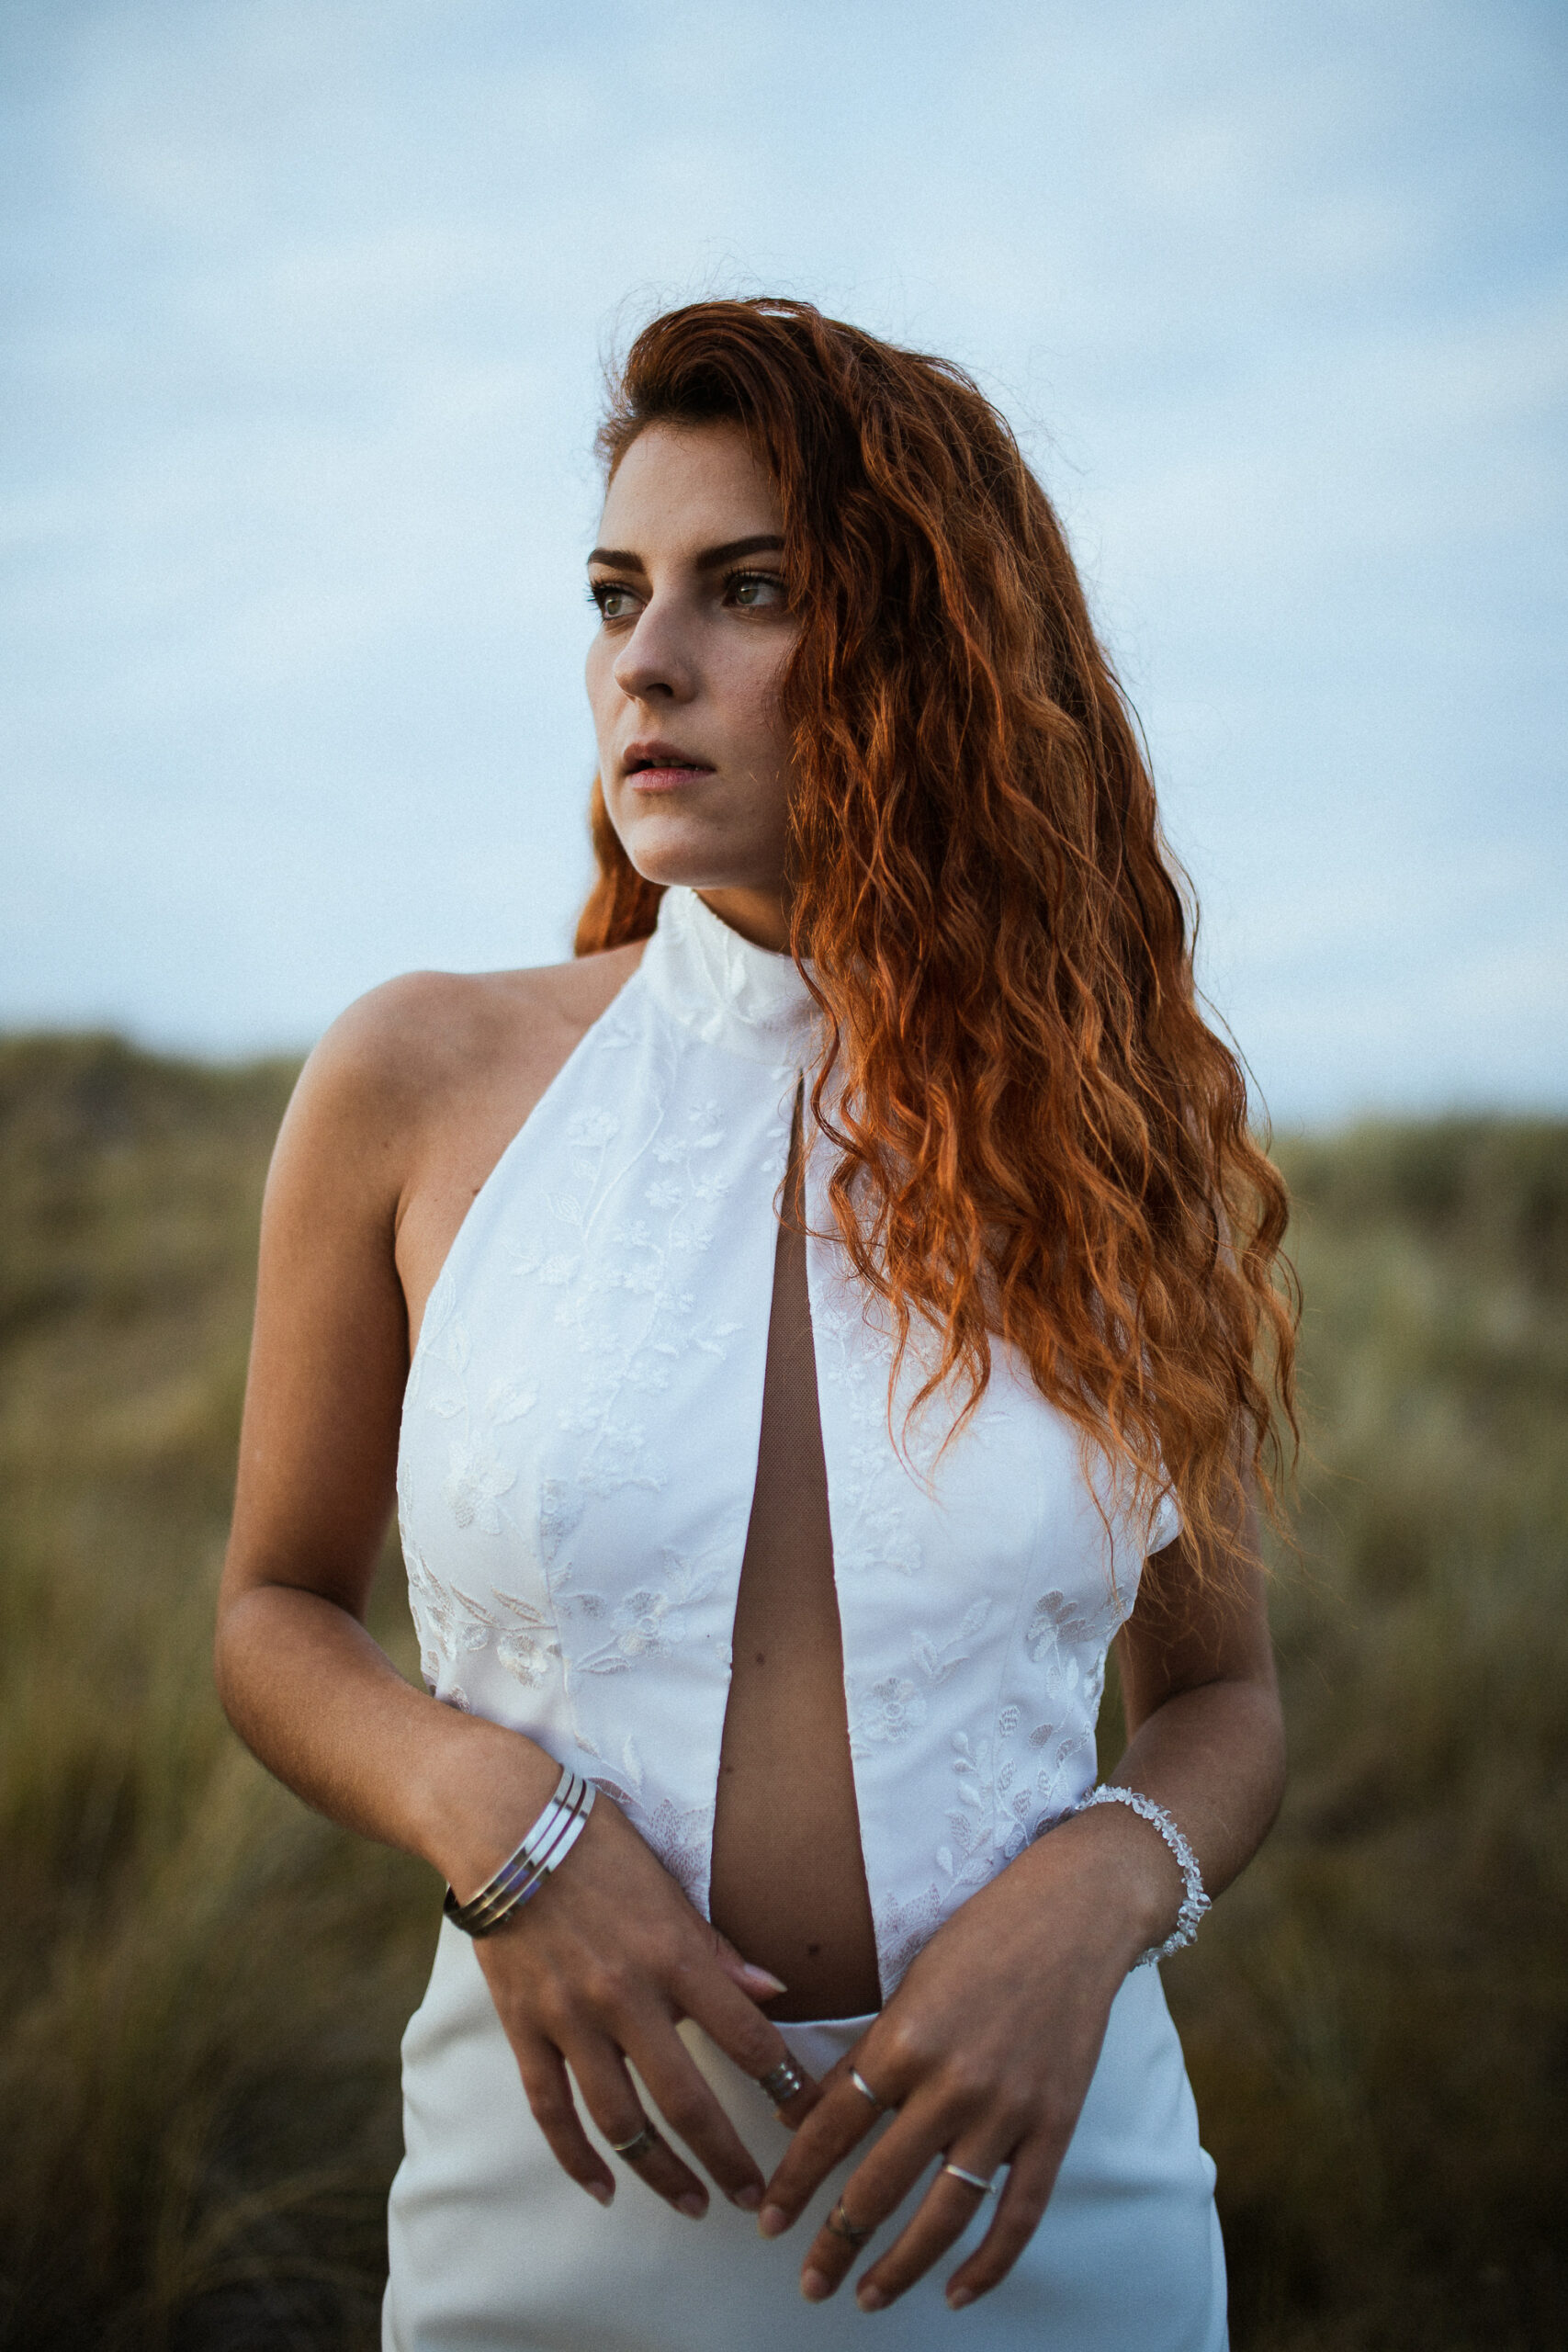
1, 1034, 1563, 2348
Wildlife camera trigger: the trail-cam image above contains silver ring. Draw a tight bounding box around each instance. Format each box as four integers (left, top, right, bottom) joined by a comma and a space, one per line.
849, 2067, 886, 2112
759, 2057, 806, 2106
610, 2121, 660, 2163
826, 2196, 874, 2246
941, 2161, 997, 2196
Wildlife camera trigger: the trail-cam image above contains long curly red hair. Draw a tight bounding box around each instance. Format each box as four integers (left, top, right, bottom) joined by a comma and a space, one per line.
577, 299, 1296, 1570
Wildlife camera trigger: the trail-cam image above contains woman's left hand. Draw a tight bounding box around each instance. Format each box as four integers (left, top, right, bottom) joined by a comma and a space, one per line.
755, 1802, 1180, 2313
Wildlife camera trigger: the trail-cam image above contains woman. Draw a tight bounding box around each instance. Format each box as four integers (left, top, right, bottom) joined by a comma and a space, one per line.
217, 298, 1294, 2349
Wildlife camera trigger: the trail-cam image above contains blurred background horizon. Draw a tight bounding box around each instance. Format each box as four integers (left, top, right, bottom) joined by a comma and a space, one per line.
3, 0, 1564, 1128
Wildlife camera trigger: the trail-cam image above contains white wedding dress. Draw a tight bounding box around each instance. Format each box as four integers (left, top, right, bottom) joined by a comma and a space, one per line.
384, 887, 1226, 2349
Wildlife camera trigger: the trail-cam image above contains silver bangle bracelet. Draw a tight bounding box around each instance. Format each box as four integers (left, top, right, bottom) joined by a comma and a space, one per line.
444, 1766, 596, 1938
1072, 1784, 1211, 1966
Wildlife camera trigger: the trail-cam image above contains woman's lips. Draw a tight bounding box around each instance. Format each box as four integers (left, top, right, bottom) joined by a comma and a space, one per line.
626, 763, 713, 794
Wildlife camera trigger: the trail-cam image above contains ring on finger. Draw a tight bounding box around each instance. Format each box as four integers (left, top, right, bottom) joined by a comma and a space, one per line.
826, 2196, 875, 2247
610, 2121, 661, 2164
941, 2160, 998, 2196
758, 2057, 806, 2106
849, 2067, 887, 2113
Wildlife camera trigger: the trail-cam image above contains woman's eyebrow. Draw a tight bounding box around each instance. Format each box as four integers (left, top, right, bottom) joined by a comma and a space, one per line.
695, 534, 785, 567
585, 534, 785, 572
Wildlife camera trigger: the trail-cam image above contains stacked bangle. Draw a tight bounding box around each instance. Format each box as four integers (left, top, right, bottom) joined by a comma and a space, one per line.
1072, 1783, 1211, 1967
444, 1766, 596, 1938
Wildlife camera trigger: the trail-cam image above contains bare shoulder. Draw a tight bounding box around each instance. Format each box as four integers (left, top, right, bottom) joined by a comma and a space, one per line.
276, 942, 648, 1213
312, 944, 644, 1101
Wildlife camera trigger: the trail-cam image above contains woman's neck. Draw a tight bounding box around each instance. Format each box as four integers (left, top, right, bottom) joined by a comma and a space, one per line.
694, 885, 792, 954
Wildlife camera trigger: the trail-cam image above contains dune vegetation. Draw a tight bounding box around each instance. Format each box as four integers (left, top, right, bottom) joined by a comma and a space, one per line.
0, 1033, 1562, 2348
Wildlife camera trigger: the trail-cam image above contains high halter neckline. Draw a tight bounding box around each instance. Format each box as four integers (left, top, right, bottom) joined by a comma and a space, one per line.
638, 886, 818, 1069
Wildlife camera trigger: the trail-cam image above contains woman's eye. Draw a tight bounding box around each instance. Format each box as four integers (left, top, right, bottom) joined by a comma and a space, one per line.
727, 571, 787, 609
589, 582, 637, 621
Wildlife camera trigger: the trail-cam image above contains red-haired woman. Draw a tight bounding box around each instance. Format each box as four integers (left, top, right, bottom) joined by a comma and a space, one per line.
218, 299, 1294, 2348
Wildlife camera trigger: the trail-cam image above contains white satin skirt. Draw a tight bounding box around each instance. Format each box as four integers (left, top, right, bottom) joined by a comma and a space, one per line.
384, 1924, 1226, 2351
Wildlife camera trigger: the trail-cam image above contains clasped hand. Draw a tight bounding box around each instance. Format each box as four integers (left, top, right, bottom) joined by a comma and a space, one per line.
473, 1792, 816, 2219
476, 1793, 1137, 2312
755, 1822, 1135, 2312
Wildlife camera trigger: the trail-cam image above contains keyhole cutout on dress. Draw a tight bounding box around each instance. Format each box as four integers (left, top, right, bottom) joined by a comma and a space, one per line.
706, 1093, 883, 2021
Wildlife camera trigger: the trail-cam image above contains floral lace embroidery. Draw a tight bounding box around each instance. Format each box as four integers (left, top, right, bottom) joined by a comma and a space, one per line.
637, 1798, 714, 1908
569, 1551, 721, 1679
443, 1435, 517, 1535
938, 1730, 995, 1883
810, 1291, 927, 1584
573, 1724, 714, 1908
874, 1883, 946, 1992
401, 1534, 563, 1712
397, 888, 1151, 1993
846, 1598, 993, 1757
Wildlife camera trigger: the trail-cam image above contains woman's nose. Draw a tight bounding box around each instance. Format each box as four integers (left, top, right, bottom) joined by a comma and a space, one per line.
612, 598, 696, 704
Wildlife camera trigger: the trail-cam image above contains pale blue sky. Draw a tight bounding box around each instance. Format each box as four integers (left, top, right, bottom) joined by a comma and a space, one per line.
2, 0, 1563, 1124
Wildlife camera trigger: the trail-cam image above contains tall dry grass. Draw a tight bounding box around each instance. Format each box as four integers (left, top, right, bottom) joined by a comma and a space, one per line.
1, 1036, 1563, 2346
1122, 1120, 1568, 2347
0, 1037, 430, 2350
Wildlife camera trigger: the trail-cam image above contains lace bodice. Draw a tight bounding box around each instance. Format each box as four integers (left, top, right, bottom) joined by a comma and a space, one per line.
396, 887, 1177, 1992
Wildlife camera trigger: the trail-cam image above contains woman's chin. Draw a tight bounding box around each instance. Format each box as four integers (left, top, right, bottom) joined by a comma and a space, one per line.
618, 816, 778, 899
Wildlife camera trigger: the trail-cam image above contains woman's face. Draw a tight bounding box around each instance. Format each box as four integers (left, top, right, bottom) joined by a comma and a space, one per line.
585, 420, 799, 952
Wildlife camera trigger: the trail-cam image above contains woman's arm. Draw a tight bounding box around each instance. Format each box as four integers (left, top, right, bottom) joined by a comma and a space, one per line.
1105, 1503, 1286, 1919
755, 1493, 1283, 2315
215, 979, 553, 1885
216, 980, 814, 2223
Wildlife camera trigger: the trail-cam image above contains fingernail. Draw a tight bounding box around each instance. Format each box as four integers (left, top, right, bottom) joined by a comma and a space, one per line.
733, 2183, 762, 2211
857, 2283, 888, 2312
947, 2285, 975, 2310
678, 2191, 707, 2219
759, 2203, 789, 2239
742, 1965, 790, 1994
585, 2178, 613, 2207
801, 2267, 831, 2302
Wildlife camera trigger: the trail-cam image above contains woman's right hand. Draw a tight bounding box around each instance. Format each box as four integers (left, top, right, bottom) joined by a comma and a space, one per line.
467, 1785, 820, 2218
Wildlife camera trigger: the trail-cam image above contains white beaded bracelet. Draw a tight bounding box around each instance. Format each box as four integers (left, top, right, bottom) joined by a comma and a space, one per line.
1073, 1784, 1211, 1966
